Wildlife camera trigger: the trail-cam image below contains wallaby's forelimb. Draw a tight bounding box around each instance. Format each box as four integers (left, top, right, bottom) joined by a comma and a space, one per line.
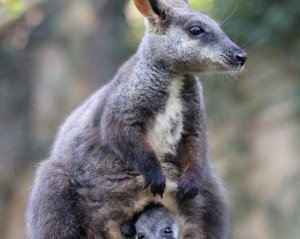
105, 125, 166, 197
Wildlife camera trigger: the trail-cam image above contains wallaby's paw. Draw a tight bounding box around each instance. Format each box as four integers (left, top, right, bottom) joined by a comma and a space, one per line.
143, 167, 166, 198
150, 174, 166, 198
177, 175, 199, 200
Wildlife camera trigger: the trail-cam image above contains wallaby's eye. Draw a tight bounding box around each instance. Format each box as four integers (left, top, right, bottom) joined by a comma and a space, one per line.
164, 227, 173, 234
137, 233, 145, 239
188, 25, 206, 37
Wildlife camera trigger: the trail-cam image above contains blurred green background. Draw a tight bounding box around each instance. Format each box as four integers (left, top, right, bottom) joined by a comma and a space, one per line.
0, 0, 299, 238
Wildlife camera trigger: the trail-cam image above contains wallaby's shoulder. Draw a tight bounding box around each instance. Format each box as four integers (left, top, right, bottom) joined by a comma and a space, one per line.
50, 54, 148, 160
53, 54, 139, 136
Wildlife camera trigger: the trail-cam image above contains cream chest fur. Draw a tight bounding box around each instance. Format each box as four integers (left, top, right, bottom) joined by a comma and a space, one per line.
147, 78, 184, 159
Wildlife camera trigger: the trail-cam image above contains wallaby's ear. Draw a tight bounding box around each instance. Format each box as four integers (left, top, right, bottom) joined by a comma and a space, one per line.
133, 0, 167, 19
120, 221, 136, 238
133, 0, 189, 32
133, 0, 153, 17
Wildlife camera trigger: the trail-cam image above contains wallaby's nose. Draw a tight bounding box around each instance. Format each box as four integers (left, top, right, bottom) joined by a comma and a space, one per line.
234, 49, 247, 67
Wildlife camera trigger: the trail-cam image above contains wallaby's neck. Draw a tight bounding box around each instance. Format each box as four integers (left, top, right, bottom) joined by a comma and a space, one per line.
136, 34, 179, 77
114, 35, 188, 90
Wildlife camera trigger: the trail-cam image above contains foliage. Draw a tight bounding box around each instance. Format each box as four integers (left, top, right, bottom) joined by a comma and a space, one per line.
211, 0, 300, 52
0, 1, 299, 239
0, 0, 25, 20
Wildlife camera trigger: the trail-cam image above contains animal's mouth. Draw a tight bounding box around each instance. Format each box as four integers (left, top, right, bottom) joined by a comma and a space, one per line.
215, 54, 244, 72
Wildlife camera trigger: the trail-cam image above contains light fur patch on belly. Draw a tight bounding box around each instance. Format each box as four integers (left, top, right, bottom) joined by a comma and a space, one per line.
147, 78, 184, 158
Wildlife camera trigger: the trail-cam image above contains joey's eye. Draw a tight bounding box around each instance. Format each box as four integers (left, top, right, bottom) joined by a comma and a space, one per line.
164, 227, 173, 234
137, 233, 145, 239
188, 25, 206, 37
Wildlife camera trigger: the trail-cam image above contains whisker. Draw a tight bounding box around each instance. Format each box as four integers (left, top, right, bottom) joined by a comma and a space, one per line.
219, 7, 229, 23
229, 72, 240, 81
220, 0, 238, 26
242, 39, 265, 51
242, 68, 249, 74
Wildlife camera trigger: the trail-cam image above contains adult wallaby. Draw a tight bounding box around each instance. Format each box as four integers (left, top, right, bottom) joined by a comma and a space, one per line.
26, 0, 247, 239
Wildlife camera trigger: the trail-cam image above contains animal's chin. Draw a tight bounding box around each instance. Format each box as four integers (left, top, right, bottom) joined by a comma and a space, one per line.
209, 60, 243, 73
187, 60, 243, 74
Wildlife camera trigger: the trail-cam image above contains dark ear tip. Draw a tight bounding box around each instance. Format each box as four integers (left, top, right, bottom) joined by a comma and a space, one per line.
149, 0, 162, 16
120, 221, 136, 238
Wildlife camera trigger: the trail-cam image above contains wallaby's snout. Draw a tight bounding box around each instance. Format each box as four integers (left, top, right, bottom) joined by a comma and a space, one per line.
234, 49, 247, 67
226, 43, 248, 67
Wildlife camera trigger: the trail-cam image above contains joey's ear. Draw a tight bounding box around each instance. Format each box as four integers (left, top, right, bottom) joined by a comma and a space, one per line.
133, 0, 168, 19
120, 221, 136, 238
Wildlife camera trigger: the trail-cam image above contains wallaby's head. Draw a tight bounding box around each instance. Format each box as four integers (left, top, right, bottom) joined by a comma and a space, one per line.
133, 0, 247, 74
121, 204, 181, 239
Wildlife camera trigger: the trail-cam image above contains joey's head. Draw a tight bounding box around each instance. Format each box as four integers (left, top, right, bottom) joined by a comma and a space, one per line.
121, 204, 181, 239
134, 0, 247, 74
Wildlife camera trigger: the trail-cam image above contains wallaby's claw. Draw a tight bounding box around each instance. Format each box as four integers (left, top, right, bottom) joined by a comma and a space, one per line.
150, 177, 166, 198
142, 167, 166, 198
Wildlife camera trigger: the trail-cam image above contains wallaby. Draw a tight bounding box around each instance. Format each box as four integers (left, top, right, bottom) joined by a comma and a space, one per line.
26, 0, 247, 239
121, 203, 181, 239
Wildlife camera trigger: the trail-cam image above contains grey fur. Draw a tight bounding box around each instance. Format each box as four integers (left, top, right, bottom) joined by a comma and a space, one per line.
26, 0, 246, 238
135, 208, 180, 239
134, 205, 181, 239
